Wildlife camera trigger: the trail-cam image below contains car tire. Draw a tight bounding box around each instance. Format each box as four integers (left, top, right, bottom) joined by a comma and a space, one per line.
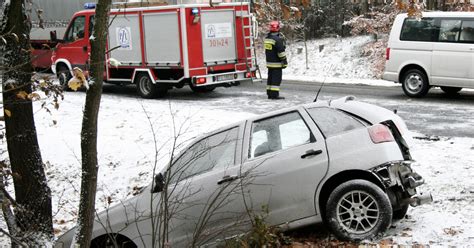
190, 85, 216, 93
57, 65, 72, 91
402, 69, 430, 98
325, 179, 393, 241
392, 204, 409, 221
136, 73, 158, 99
440, 86, 462, 95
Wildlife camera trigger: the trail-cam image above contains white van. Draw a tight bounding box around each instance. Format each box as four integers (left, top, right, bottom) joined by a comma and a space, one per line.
383, 12, 474, 97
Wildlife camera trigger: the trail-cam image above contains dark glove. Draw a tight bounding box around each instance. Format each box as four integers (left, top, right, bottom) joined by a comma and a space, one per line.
282, 60, 288, 69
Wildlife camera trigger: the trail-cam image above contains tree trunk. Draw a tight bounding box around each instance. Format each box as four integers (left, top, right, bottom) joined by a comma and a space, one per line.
1, 0, 53, 244
72, 0, 111, 246
361, 0, 369, 14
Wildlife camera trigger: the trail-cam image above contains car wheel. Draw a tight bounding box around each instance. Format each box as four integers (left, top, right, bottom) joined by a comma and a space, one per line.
57, 65, 72, 91
190, 85, 216, 93
91, 235, 137, 248
136, 73, 157, 99
440, 86, 462, 95
325, 179, 392, 241
392, 204, 409, 221
402, 69, 430, 98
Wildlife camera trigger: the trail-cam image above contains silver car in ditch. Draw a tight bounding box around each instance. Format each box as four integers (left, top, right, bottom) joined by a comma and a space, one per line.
56, 96, 431, 247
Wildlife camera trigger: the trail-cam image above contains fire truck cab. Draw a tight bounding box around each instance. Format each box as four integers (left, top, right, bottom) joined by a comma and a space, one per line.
51, 1, 258, 98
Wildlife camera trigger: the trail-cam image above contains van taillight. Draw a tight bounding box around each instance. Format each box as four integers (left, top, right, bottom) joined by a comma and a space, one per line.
368, 124, 394, 144
386, 47, 391, 60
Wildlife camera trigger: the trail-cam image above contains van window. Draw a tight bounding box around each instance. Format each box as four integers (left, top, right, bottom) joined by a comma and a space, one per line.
64, 16, 86, 42
400, 18, 436, 42
459, 21, 474, 42
439, 19, 461, 42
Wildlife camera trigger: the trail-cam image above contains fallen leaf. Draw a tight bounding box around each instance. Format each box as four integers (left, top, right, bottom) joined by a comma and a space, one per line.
68, 77, 82, 91
27, 92, 41, 101
16, 91, 28, 99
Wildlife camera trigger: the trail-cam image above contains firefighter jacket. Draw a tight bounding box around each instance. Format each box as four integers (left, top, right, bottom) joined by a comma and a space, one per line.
264, 32, 288, 69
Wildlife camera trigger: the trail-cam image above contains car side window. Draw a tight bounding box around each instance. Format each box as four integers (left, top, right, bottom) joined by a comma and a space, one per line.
400, 17, 436, 42
64, 16, 86, 43
306, 107, 366, 138
169, 127, 238, 184
459, 20, 474, 43
249, 112, 314, 158
439, 19, 461, 42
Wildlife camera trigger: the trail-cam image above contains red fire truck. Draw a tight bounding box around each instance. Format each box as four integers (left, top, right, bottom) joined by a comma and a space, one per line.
51, 1, 258, 98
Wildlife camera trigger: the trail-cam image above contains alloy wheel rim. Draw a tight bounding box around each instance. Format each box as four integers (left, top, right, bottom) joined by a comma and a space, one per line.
336, 190, 380, 234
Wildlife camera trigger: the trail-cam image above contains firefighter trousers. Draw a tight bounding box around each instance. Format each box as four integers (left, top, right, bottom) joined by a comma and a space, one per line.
266, 68, 282, 99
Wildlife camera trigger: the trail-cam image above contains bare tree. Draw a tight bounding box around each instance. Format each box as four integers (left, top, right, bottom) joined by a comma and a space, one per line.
0, 0, 53, 245
72, 0, 112, 246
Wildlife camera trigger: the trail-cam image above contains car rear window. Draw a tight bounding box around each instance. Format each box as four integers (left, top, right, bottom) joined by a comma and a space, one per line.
306, 107, 366, 137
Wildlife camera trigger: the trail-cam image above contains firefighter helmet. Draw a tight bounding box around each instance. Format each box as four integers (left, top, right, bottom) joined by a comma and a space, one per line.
269, 21, 280, 32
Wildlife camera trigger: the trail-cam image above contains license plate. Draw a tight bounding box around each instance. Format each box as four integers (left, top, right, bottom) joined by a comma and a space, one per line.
217, 74, 234, 81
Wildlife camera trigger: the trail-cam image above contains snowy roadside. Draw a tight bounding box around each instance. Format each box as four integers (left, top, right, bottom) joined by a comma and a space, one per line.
0, 35, 473, 246
2, 90, 472, 247
257, 35, 398, 87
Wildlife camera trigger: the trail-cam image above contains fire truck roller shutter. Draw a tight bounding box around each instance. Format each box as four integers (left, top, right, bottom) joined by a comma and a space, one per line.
143, 12, 181, 65
108, 14, 142, 65
201, 10, 237, 65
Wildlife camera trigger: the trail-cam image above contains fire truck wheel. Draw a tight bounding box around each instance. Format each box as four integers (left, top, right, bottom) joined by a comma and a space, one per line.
190, 85, 216, 93
136, 73, 157, 99
57, 65, 72, 91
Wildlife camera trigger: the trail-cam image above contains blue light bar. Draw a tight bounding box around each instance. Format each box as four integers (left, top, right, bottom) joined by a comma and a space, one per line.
84, 3, 96, 9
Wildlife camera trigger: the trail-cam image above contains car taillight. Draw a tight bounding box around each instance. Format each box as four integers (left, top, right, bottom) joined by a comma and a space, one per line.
197, 77, 206, 84
386, 47, 390, 60
368, 124, 394, 144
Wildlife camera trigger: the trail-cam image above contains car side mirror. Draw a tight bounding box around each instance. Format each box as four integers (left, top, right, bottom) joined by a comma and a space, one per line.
152, 173, 165, 193
50, 30, 57, 42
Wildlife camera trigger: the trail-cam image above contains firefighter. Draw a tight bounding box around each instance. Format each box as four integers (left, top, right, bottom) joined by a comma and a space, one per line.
264, 21, 288, 100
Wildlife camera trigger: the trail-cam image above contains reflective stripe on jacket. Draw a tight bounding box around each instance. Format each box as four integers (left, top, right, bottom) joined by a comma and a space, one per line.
264, 32, 288, 69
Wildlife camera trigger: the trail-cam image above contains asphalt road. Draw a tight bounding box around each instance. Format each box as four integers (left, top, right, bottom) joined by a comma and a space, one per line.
100, 79, 474, 138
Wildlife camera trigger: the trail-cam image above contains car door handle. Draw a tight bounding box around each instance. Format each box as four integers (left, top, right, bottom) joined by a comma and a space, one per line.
301, 149, 323, 159
217, 175, 239, 185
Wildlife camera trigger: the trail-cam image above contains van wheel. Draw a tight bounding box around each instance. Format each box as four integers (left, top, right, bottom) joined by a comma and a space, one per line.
325, 179, 392, 241
136, 73, 158, 99
440, 86, 462, 95
57, 65, 72, 91
402, 69, 430, 98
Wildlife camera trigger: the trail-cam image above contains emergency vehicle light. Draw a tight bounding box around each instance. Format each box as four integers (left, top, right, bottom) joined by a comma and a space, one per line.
191, 8, 199, 15
84, 3, 96, 9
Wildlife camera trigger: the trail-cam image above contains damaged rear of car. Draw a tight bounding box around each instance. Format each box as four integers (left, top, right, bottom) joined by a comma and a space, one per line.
310, 96, 432, 241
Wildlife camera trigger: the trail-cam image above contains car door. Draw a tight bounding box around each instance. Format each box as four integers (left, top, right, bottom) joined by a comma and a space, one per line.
228, 108, 329, 226
163, 124, 245, 246
431, 18, 474, 87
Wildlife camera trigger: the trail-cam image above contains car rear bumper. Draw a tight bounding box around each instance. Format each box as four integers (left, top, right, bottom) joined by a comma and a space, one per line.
372, 160, 432, 207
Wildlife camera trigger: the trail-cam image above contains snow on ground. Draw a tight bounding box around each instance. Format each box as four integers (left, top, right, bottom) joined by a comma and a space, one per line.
258, 35, 397, 87
1, 36, 473, 246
